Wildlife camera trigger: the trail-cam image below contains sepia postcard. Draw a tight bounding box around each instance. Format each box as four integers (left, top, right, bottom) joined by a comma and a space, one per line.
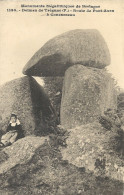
0, 0, 124, 194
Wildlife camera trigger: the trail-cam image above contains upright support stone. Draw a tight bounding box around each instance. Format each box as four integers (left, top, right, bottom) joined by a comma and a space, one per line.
0, 76, 55, 136
60, 65, 117, 129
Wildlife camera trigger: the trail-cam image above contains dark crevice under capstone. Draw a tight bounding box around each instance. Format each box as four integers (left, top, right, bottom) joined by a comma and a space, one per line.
29, 76, 58, 136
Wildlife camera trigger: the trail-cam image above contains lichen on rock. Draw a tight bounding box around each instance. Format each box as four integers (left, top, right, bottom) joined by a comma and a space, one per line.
23, 29, 110, 77
60, 65, 117, 129
61, 122, 124, 182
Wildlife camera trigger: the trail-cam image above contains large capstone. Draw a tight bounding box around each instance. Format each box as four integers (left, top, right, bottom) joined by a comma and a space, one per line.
60, 65, 117, 129
23, 29, 110, 76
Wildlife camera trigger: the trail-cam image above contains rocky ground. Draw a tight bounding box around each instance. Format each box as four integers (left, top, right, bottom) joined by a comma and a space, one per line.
0, 126, 123, 195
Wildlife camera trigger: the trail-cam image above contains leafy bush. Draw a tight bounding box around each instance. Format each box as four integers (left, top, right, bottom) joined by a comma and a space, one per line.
99, 108, 123, 157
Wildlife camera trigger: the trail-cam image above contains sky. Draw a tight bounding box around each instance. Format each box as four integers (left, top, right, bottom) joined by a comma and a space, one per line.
0, 0, 124, 88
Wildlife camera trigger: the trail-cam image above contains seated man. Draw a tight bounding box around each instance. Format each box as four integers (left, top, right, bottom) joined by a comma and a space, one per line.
0, 113, 24, 147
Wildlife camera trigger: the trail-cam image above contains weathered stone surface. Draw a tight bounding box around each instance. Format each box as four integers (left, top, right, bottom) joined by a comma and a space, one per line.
60, 65, 117, 129
0, 136, 49, 174
23, 29, 110, 76
0, 76, 54, 135
42, 77, 64, 123
61, 122, 124, 182
0, 134, 123, 195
